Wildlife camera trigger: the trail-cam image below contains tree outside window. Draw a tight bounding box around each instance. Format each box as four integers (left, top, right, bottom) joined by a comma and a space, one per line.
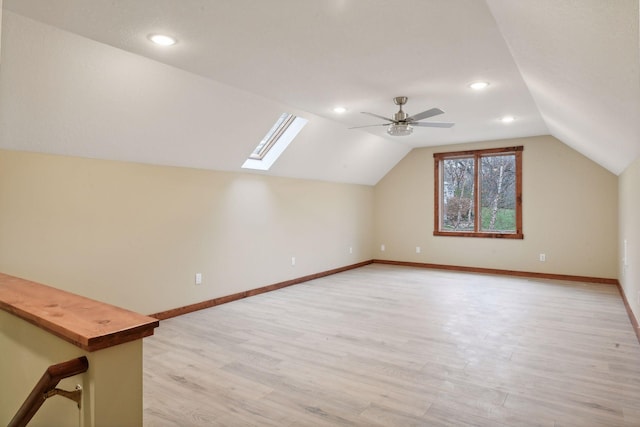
434, 146, 523, 239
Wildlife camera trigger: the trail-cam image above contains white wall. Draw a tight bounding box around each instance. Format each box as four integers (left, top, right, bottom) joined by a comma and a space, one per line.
374, 135, 619, 279
0, 0, 3, 62
619, 156, 640, 329
0, 10, 408, 186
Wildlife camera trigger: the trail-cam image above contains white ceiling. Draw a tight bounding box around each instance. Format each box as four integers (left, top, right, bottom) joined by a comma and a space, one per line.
1, 0, 638, 184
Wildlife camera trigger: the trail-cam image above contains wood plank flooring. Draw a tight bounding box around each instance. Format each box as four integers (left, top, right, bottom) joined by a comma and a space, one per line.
143, 264, 640, 426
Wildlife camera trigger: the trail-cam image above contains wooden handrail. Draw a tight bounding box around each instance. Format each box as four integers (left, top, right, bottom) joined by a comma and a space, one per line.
9, 356, 89, 427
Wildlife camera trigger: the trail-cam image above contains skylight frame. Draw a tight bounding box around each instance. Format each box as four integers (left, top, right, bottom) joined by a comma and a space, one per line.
242, 113, 308, 171
249, 113, 296, 160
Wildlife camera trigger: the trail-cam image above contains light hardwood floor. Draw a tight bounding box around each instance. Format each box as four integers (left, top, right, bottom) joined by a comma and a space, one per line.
144, 264, 640, 426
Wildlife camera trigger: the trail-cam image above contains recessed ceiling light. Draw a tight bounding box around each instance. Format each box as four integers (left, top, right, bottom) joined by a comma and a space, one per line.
148, 34, 177, 46
333, 106, 347, 113
469, 81, 490, 90
501, 115, 515, 123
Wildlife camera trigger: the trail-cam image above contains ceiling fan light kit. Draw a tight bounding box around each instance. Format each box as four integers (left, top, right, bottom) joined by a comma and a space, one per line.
353, 96, 455, 136
387, 123, 413, 136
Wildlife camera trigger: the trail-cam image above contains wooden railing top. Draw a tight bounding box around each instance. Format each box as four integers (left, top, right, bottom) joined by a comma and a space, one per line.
0, 272, 158, 351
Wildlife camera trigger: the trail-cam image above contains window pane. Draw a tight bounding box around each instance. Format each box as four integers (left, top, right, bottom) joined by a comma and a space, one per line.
441, 157, 475, 231
480, 154, 516, 232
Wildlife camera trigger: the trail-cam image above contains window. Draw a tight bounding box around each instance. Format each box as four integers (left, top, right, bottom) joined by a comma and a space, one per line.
242, 113, 308, 171
434, 146, 523, 239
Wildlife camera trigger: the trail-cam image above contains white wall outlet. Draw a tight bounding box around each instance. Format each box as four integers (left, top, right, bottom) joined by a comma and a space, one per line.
291, 256, 296, 266
381, 244, 386, 252
416, 246, 421, 254
195, 273, 202, 285
539, 253, 546, 262
349, 246, 353, 254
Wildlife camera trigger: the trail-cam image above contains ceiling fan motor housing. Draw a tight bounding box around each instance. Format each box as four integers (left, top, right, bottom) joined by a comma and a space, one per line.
393, 96, 409, 122
394, 111, 409, 121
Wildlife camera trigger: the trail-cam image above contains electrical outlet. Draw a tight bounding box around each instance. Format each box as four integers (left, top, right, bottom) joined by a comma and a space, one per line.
416, 246, 421, 254
291, 256, 296, 266
349, 246, 353, 254
381, 244, 386, 252
195, 273, 202, 285
539, 253, 546, 262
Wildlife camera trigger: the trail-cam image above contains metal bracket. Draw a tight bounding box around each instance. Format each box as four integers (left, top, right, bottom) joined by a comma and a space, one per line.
44, 385, 83, 409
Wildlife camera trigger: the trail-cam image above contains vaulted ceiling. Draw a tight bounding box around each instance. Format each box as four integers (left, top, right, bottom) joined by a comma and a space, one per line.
1, 0, 638, 185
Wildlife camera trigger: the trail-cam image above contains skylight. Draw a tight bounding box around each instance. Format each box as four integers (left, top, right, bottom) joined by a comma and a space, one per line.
242, 113, 308, 171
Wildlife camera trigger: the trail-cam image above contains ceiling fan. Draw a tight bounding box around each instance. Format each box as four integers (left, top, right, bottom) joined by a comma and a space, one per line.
351, 96, 454, 136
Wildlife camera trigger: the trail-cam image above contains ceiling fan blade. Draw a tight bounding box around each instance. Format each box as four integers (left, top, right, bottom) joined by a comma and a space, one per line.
412, 121, 455, 128
349, 123, 390, 129
361, 112, 396, 123
407, 107, 444, 122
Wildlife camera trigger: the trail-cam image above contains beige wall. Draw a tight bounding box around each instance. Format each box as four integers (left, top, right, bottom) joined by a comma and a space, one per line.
0, 150, 374, 315
0, 311, 143, 427
0, 136, 622, 315
619, 156, 640, 327
374, 135, 619, 279
0, 310, 86, 426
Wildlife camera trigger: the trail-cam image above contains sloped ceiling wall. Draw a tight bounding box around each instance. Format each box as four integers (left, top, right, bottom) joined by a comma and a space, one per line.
0, 11, 410, 185
487, 0, 640, 174
0, 1, 638, 184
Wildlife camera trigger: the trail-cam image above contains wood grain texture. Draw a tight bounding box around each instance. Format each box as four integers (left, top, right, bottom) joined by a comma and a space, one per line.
144, 264, 640, 426
0, 272, 158, 351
